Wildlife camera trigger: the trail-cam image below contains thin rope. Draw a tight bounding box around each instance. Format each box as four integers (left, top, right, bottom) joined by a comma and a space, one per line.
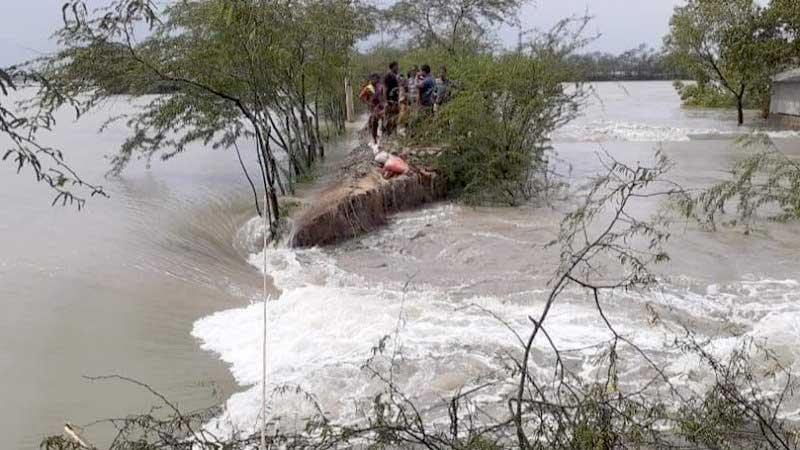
260, 190, 269, 450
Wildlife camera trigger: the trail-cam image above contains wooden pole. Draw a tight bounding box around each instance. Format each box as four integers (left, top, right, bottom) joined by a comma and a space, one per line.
64, 423, 93, 449
261, 190, 269, 450
344, 77, 355, 123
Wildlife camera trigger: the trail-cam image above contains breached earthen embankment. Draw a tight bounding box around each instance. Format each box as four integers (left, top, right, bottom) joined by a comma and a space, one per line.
288, 142, 446, 248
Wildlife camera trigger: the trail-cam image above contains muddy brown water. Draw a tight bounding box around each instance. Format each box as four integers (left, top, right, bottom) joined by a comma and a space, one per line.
3, 82, 800, 448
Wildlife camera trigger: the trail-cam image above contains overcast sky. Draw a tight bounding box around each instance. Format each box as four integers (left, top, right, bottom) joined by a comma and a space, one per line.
0, 0, 685, 67
505, 0, 685, 53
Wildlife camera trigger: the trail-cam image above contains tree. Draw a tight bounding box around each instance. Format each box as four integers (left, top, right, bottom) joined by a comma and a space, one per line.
1, 66, 106, 208
387, 0, 527, 55
768, 0, 800, 54
664, 0, 770, 125
409, 18, 589, 206
762, 0, 800, 77
663, 0, 800, 232
44, 0, 370, 233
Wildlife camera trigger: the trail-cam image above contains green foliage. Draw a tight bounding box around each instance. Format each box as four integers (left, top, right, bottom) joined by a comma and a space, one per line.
679, 386, 749, 450
42, 0, 373, 230
460, 436, 502, 450
49, 41, 177, 95
0, 66, 106, 208
409, 49, 584, 205
766, 0, 800, 57
395, 46, 456, 75
351, 45, 407, 80
677, 134, 800, 232
673, 80, 742, 108
674, 337, 797, 450
665, 0, 767, 123
665, 0, 799, 123
387, 0, 526, 54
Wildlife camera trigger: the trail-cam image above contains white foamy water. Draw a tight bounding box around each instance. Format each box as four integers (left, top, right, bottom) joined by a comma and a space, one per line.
8, 81, 800, 450
192, 82, 800, 436
193, 208, 800, 435
552, 82, 800, 143
554, 120, 800, 142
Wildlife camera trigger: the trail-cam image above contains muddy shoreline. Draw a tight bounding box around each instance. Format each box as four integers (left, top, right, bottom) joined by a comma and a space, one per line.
288, 140, 447, 248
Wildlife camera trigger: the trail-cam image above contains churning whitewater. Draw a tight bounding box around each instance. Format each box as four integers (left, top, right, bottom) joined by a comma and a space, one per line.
192, 82, 800, 436
193, 203, 800, 435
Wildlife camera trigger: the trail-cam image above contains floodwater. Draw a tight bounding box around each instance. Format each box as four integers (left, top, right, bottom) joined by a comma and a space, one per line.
2, 82, 800, 448
0, 93, 316, 449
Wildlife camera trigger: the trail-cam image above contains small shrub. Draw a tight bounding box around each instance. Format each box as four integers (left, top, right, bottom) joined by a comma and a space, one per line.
410, 52, 584, 206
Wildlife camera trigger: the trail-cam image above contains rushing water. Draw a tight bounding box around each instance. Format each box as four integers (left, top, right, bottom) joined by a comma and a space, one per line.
2, 82, 800, 448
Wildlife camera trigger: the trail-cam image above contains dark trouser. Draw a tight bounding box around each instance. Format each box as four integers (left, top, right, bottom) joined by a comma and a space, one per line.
405, 105, 433, 138
369, 113, 380, 143
384, 102, 400, 136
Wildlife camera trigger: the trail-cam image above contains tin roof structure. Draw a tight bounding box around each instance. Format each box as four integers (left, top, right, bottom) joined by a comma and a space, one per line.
774, 68, 800, 83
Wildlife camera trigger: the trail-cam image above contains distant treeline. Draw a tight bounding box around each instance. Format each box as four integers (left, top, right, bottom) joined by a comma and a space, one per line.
77, 42, 685, 93
567, 44, 688, 81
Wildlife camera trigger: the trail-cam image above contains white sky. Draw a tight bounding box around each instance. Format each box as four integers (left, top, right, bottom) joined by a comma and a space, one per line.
506, 0, 686, 53
0, 0, 686, 66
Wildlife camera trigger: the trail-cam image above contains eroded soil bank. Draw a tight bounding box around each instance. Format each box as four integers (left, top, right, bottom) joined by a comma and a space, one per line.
288, 140, 446, 248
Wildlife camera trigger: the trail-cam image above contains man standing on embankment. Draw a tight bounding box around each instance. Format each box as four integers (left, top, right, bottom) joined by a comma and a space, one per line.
383, 61, 401, 136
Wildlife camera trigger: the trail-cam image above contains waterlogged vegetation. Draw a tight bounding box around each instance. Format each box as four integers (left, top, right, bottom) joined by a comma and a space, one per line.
664, 0, 800, 124
2, 0, 800, 449
667, 1, 800, 234
673, 80, 763, 110
407, 27, 588, 205
678, 133, 800, 232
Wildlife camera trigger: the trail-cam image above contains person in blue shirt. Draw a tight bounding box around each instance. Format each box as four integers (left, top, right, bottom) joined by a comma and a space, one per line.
418, 64, 436, 109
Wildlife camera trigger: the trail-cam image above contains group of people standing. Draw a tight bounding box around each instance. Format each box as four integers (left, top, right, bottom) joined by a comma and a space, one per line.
360, 61, 451, 144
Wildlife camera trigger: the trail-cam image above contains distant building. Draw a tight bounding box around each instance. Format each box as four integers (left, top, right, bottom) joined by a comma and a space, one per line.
770, 69, 800, 127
